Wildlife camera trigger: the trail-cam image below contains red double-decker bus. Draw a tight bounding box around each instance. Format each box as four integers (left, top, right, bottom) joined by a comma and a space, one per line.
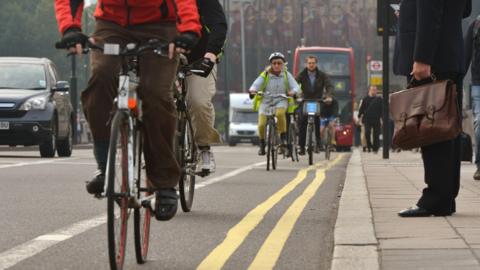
293, 47, 355, 151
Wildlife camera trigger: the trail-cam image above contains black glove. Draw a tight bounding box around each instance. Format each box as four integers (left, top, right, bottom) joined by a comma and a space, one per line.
193, 57, 215, 77
56, 28, 88, 49
249, 92, 256, 99
174, 32, 199, 51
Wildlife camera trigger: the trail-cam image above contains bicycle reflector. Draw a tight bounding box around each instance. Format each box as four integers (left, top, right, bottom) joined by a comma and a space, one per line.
128, 97, 137, 110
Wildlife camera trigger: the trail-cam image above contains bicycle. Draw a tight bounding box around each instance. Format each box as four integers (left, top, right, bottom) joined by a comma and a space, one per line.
260, 93, 288, 171
287, 110, 300, 162
321, 117, 336, 160
174, 55, 206, 212
302, 99, 321, 165
57, 38, 170, 270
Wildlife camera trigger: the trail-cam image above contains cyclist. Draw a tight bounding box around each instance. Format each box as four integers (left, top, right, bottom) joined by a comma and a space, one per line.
319, 97, 339, 151
54, 0, 201, 221
184, 0, 228, 176
248, 52, 300, 156
295, 55, 334, 155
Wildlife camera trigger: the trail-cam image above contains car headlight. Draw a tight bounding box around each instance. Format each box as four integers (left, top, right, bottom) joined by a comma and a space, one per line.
20, 96, 48, 111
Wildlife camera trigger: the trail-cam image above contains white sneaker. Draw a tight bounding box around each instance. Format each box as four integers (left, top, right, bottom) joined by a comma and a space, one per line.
196, 149, 215, 176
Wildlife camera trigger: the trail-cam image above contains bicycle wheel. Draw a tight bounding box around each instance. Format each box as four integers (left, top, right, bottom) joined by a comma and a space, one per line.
271, 123, 278, 170
325, 131, 331, 160
178, 114, 196, 212
133, 126, 151, 264
288, 122, 299, 162
106, 111, 130, 270
266, 121, 272, 171
307, 123, 313, 165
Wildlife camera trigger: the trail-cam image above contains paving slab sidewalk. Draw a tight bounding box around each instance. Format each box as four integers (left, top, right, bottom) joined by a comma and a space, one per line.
332, 148, 480, 270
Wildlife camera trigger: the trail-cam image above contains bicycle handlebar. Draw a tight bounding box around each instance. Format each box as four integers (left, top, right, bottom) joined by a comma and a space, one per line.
55, 34, 169, 57
178, 57, 208, 77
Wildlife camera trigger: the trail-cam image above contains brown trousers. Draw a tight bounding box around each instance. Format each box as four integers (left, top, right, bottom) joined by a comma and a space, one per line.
82, 20, 180, 189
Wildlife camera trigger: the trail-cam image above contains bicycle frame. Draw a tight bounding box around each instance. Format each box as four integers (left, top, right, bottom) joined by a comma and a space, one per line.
92, 42, 166, 204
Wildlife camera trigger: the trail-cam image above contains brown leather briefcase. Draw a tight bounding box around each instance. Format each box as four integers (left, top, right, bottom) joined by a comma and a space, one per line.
389, 80, 461, 150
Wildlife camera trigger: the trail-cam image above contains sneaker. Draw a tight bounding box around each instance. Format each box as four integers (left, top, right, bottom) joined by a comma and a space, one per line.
196, 149, 216, 176
154, 188, 178, 221
474, 169, 480, 181
86, 171, 105, 195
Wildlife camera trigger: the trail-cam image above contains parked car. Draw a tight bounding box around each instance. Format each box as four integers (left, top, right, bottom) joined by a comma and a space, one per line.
0, 57, 74, 157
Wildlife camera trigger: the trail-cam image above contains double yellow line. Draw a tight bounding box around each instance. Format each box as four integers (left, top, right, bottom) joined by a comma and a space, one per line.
197, 154, 343, 270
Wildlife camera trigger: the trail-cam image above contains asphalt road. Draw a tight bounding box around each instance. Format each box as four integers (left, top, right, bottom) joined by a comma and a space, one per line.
0, 145, 349, 270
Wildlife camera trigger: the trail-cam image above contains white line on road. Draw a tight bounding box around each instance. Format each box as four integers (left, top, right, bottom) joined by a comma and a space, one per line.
0, 158, 77, 169
0, 161, 266, 270
196, 161, 266, 188
0, 215, 106, 270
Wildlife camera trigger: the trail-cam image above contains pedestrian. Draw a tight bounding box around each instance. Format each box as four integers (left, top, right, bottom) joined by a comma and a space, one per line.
249, 52, 300, 156
54, 0, 201, 221
185, 0, 228, 176
295, 55, 334, 155
464, 15, 480, 180
358, 85, 382, 153
395, 0, 472, 217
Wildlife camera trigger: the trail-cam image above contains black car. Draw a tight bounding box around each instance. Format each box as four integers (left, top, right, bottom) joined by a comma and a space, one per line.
0, 57, 74, 157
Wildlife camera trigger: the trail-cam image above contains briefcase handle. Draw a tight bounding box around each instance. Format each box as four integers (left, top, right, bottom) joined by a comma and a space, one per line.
407, 74, 437, 89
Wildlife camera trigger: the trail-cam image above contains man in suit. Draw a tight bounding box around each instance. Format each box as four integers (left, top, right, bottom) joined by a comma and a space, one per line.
394, 0, 472, 217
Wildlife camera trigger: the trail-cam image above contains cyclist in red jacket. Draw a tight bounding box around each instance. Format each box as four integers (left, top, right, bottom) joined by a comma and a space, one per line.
54, 0, 202, 221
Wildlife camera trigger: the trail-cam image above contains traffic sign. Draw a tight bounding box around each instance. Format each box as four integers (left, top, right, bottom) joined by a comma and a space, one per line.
370, 61, 383, 71
377, 0, 401, 36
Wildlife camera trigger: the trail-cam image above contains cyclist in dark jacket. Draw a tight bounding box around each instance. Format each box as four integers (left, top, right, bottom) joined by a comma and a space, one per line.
185, 0, 227, 176
54, 0, 202, 221
296, 55, 334, 155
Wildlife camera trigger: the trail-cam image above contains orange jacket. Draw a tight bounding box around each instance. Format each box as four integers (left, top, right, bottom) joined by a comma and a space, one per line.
54, 0, 201, 36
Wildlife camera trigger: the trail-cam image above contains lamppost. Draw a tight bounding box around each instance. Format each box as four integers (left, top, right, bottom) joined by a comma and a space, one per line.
300, 0, 308, 45
232, 0, 253, 92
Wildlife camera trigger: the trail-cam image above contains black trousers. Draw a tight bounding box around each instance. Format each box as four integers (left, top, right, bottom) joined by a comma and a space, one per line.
414, 73, 462, 214
364, 121, 381, 151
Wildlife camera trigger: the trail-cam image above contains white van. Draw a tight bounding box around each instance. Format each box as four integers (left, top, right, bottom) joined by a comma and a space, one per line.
228, 93, 258, 146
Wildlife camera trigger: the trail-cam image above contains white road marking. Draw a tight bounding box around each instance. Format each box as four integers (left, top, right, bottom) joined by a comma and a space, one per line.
54, 162, 97, 165
0, 158, 77, 169
196, 161, 266, 188
0, 161, 265, 270
0, 215, 106, 270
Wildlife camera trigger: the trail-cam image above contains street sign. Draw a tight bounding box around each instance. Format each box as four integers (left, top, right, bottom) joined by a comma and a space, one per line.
370, 61, 383, 71
377, 0, 400, 36
370, 74, 383, 86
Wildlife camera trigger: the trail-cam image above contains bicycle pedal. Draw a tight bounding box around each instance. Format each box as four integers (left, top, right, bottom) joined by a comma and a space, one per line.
196, 170, 210, 177
93, 193, 104, 199
142, 197, 155, 211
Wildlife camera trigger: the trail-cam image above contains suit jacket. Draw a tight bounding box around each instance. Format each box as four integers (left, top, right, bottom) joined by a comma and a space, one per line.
393, 0, 472, 76
295, 68, 334, 100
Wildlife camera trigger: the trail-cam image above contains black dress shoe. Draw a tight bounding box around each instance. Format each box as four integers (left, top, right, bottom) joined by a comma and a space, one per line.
398, 206, 432, 217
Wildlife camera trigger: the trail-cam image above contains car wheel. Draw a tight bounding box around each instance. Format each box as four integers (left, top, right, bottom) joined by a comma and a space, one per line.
228, 140, 236, 147
39, 120, 57, 158
57, 120, 73, 157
